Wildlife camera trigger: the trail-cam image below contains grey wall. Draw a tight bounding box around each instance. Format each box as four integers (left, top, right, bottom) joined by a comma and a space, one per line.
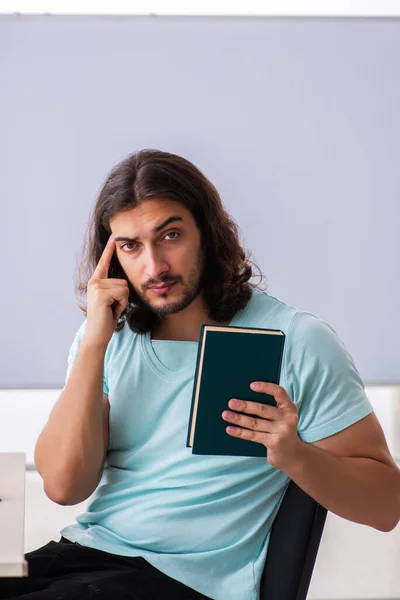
1, 15, 399, 386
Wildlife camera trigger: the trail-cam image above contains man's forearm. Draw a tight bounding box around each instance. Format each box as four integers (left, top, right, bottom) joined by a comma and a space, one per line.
284, 440, 400, 532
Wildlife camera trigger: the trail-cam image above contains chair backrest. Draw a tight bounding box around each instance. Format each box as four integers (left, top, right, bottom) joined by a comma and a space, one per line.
259, 479, 327, 600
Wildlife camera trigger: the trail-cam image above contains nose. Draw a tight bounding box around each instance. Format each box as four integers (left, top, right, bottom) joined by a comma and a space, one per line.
143, 247, 170, 284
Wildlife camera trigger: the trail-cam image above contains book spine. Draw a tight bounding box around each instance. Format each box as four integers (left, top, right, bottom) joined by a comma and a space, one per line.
276, 333, 286, 385
185, 323, 206, 447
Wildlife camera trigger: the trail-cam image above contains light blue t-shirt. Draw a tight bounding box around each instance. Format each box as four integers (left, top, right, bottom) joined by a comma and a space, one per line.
60, 287, 373, 600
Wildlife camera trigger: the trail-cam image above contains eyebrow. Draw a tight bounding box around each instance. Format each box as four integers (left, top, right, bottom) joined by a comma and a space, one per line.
113, 216, 184, 244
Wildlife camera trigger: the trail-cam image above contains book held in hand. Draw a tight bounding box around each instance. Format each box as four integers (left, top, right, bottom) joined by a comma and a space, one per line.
186, 324, 286, 458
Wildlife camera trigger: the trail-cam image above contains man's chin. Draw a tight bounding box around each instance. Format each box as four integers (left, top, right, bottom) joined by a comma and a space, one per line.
148, 292, 199, 316
137, 278, 202, 315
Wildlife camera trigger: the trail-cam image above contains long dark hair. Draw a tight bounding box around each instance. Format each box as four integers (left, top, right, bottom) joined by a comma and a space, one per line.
75, 149, 267, 333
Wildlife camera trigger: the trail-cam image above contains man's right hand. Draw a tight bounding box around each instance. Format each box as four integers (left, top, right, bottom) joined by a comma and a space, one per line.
84, 234, 129, 350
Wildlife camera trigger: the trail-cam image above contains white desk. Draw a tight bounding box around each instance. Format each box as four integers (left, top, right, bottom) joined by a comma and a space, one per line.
0, 453, 28, 577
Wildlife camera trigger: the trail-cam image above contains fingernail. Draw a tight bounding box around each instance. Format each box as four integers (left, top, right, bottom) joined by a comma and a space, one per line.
251, 382, 260, 390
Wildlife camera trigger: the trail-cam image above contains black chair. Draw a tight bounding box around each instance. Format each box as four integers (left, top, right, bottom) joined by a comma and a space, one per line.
259, 480, 328, 600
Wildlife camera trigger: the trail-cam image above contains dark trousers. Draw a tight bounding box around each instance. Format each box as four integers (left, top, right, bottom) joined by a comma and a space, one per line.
0, 537, 212, 599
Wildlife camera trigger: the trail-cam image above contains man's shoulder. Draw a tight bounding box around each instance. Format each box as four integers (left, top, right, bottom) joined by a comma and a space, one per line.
108, 319, 141, 349
242, 286, 300, 333
244, 287, 339, 347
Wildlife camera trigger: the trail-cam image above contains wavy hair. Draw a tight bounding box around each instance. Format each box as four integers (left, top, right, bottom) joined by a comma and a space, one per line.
75, 149, 267, 334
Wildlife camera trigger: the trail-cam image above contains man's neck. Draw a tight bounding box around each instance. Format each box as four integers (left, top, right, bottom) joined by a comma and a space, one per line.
149, 294, 233, 342
151, 317, 231, 342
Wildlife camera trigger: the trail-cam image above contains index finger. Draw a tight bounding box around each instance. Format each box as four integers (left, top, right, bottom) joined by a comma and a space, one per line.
92, 234, 116, 280
251, 382, 295, 410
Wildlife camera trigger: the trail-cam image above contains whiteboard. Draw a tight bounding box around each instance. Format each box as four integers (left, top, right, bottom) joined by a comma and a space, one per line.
1, 15, 399, 385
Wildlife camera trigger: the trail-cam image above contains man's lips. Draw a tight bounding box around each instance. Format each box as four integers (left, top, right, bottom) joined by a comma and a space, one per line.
148, 281, 176, 290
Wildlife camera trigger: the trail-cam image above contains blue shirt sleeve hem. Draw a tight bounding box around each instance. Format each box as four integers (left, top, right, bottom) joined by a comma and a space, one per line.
298, 403, 374, 443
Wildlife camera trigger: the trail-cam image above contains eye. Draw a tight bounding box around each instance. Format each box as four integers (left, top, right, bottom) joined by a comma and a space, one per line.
120, 231, 180, 253
120, 242, 138, 252
164, 231, 180, 241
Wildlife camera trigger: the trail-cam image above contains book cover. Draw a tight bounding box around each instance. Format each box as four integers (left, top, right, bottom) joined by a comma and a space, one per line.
186, 324, 286, 457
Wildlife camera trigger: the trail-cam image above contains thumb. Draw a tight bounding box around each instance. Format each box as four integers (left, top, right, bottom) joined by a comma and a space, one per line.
114, 301, 128, 321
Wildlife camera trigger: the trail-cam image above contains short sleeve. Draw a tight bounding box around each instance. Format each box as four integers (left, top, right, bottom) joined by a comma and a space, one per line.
283, 311, 373, 443
63, 319, 109, 396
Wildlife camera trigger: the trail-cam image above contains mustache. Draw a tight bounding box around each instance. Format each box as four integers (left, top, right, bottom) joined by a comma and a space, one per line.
145, 277, 179, 289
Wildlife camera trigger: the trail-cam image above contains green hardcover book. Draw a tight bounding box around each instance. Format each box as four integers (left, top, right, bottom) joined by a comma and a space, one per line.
186, 324, 286, 458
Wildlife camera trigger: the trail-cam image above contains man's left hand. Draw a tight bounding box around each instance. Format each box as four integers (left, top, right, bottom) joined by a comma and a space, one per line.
222, 381, 302, 470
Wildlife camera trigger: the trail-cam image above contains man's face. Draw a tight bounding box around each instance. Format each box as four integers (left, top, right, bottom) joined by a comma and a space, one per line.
110, 198, 205, 316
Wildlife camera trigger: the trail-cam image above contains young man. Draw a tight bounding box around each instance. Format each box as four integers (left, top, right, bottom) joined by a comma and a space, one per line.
3, 150, 399, 600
